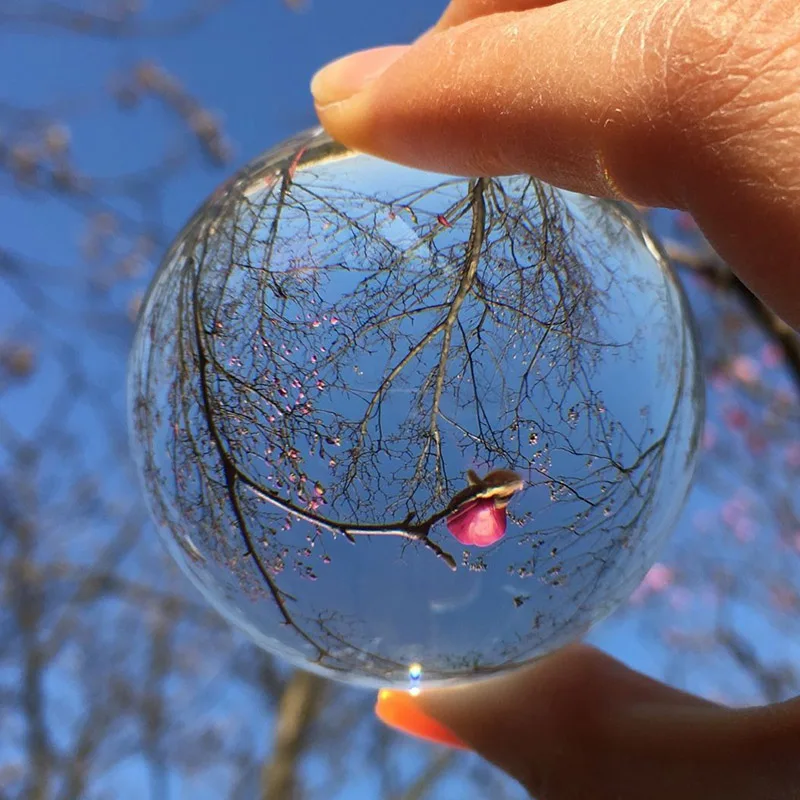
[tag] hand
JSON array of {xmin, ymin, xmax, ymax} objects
[
  {"xmin": 310, "ymin": 0, "xmax": 800, "ymax": 329},
  {"xmin": 310, "ymin": 2, "xmax": 800, "ymax": 796},
  {"xmin": 372, "ymin": 644, "xmax": 800, "ymax": 799}
]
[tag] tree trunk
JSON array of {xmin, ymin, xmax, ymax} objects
[{"xmin": 260, "ymin": 670, "xmax": 326, "ymax": 800}]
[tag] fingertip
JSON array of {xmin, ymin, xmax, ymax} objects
[
  {"xmin": 311, "ymin": 45, "xmax": 411, "ymax": 111},
  {"xmin": 310, "ymin": 9, "xmax": 650, "ymax": 194},
  {"xmin": 374, "ymin": 689, "xmax": 469, "ymax": 750}
]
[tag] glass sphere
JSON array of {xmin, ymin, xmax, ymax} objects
[{"xmin": 128, "ymin": 127, "xmax": 703, "ymax": 689}]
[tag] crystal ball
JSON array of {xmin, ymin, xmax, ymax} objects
[{"xmin": 128, "ymin": 127, "xmax": 703, "ymax": 689}]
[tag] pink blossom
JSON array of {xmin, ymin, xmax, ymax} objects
[
  {"xmin": 446, "ymin": 497, "xmax": 508, "ymax": 547},
  {"xmin": 644, "ymin": 562, "xmax": 674, "ymax": 592},
  {"xmin": 721, "ymin": 496, "xmax": 750, "ymax": 528},
  {"xmin": 630, "ymin": 562, "xmax": 674, "ymax": 604},
  {"xmin": 730, "ymin": 355, "xmax": 759, "ymax": 385}
]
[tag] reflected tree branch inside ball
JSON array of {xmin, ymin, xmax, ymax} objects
[{"xmin": 127, "ymin": 128, "xmax": 702, "ymax": 681}]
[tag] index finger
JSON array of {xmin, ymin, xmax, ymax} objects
[
  {"xmin": 312, "ymin": 0, "xmax": 800, "ymax": 328},
  {"xmin": 431, "ymin": 0, "xmax": 566, "ymax": 31}
]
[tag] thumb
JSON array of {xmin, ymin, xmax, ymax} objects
[
  {"xmin": 310, "ymin": 0, "xmax": 800, "ymax": 328},
  {"xmin": 374, "ymin": 644, "xmax": 800, "ymax": 799}
]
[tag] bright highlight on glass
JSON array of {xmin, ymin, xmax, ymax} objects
[{"xmin": 127, "ymin": 127, "xmax": 703, "ymax": 689}]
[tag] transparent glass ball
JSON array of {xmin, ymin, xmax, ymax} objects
[{"xmin": 128, "ymin": 127, "xmax": 703, "ymax": 689}]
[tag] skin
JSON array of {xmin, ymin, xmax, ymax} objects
[
  {"xmin": 311, "ymin": 2, "xmax": 800, "ymax": 797},
  {"xmin": 312, "ymin": 0, "xmax": 800, "ymax": 331}
]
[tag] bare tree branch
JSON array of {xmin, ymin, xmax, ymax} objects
[
  {"xmin": 717, "ymin": 627, "xmax": 796, "ymax": 704},
  {"xmin": 665, "ymin": 238, "xmax": 800, "ymax": 393}
]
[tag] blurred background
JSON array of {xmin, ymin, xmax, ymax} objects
[{"xmin": 1, "ymin": 1, "xmax": 799, "ymax": 798}]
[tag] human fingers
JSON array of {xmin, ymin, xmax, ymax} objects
[
  {"xmin": 431, "ymin": 0, "xmax": 566, "ymax": 33},
  {"xmin": 311, "ymin": 0, "xmax": 800, "ymax": 328},
  {"xmin": 375, "ymin": 644, "xmax": 800, "ymax": 800}
]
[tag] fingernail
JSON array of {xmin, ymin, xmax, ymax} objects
[
  {"xmin": 375, "ymin": 689, "xmax": 468, "ymax": 749},
  {"xmin": 311, "ymin": 45, "xmax": 410, "ymax": 108}
]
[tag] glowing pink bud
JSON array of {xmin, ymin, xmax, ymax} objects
[
  {"xmin": 730, "ymin": 355, "xmax": 759, "ymax": 385},
  {"xmin": 446, "ymin": 497, "xmax": 507, "ymax": 547}
]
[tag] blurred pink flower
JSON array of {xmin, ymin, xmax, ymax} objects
[
  {"xmin": 446, "ymin": 497, "xmax": 507, "ymax": 547},
  {"xmin": 730, "ymin": 355, "xmax": 759, "ymax": 385},
  {"xmin": 629, "ymin": 562, "xmax": 674, "ymax": 604},
  {"xmin": 721, "ymin": 495, "xmax": 750, "ymax": 528},
  {"xmin": 645, "ymin": 563, "xmax": 674, "ymax": 591}
]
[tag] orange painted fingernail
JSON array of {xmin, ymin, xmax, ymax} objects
[{"xmin": 375, "ymin": 689, "xmax": 468, "ymax": 749}]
